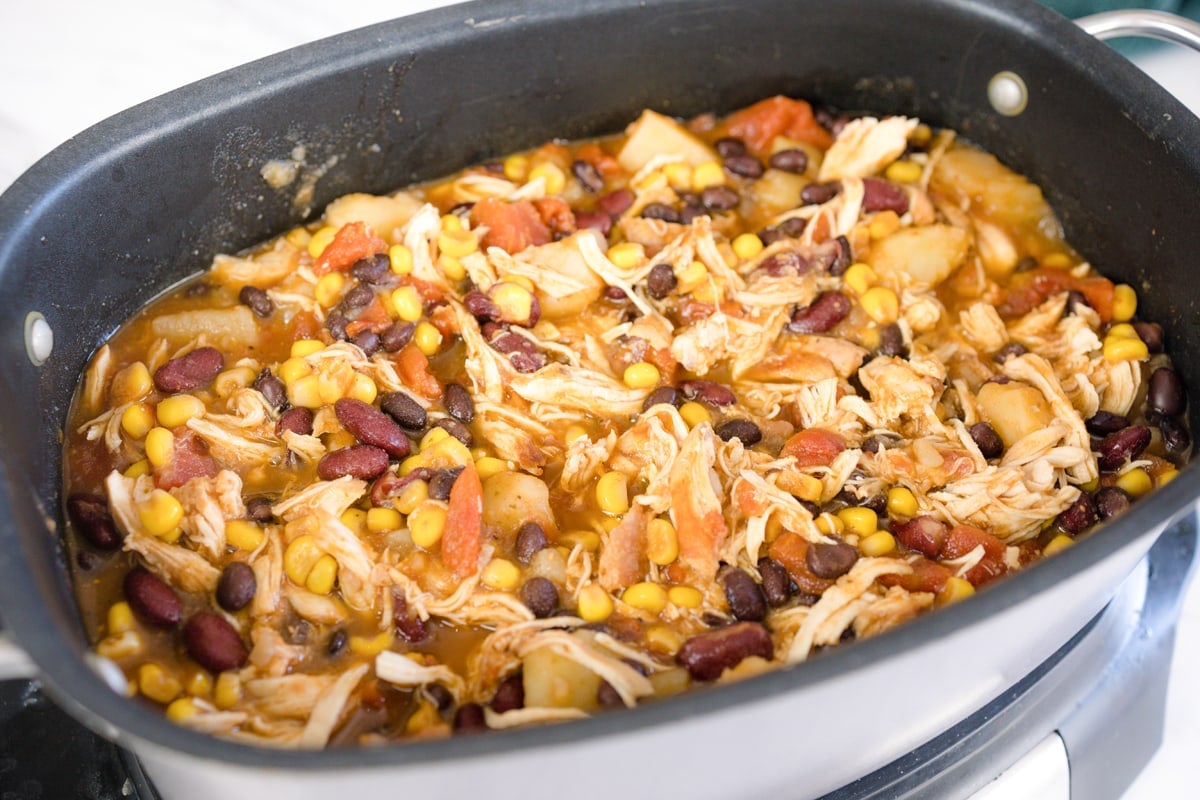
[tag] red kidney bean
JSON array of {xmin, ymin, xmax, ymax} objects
[
  {"xmin": 788, "ymin": 291, "xmax": 850, "ymax": 334},
  {"xmin": 454, "ymin": 702, "xmax": 488, "ymax": 732},
  {"xmin": 678, "ymin": 380, "xmax": 736, "ymax": 406},
  {"xmin": 276, "ymin": 407, "xmax": 314, "ymax": 437},
  {"xmin": 806, "ymin": 542, "xmax": 859, "ymax": 579},
  {"xmin": 443, "ymin": 383, "xmax": 475, "ymax": 423},
  {"xmin": 393, "ymin": 593, "xmax": 429, "ymax": 643},
  {"xmin": 183, "ymin": 611, "xmax": 249, "ymax": 673},
  {"xmin": 123, "ymin": 567, "xmax": 181, "ymax": 627},
  {"xmin": 1085, "ymin": 411, "xmax": 1129, "ymax": 436},
  {"xmin": 676, "ymin": 622, "xmax": 773, "ymax": 681},
  {"xmin": 334, "ymin": 398, "xmax": 411, "ymax": 458},
  {"xmin": 216, "ymin": 562, "xmax": 257, "ymax": 612},
  {"xmin": 1095, "ymin": 486, "xmax": 1132, "ymax": 520},
  {"xmin": 597, "ymin": 188, "xmax": 634, "ymax": 217},
  {"xmin": 969, "ymin": 422, "xmax": 1004, "ymax": 459},
  {"xmin": 1097, "ymin": 425, "xmax": 1151, "ymax": 471},
  {"xmin": 701, "ymin": 186, "xmax": 740, "ymax": 211},
  {"xmin": 892, "ymin": 516, "xmax": 947, "ymax": 558},
  {"xmin": 245, "ymin": 497, "xmax": 274, "ymax": 522},
  {"xmin": 520, "ymin": 576, "xmax": 559, "ymax": 619},
  {"xmin": 317, "ymin": 445, "xmax": 390, "ymax": 481},
  {"xmin": 760, "ymin": 250, "xmax": 811, "ymax": 277},
  {"xmin": 1058, "ymin": 493, "xmax": 1098, "ymax": 535},
  {"xmin": 829, "ymin": 235, "xmax": 852, "ymax": 276},
  {"xmin": 352, "ymin": 330, "xmax": 381, "ymax": 357},
  {"xmin": 1133, "ymin": 322, "xmax": 1164, "ymax": 353},
  {"xmin": 380, "ymin": 321, "xmax": 415, "ymax": 352},
  {"xmin": 253, "ymin": 368, "xmax": 287, "ymax": 410},
  {"xmin": 719, "ymin": 567, "xmax": 766, "ymax": 621},
  {"xmin": 464, "ymin": 290, "xmax": 501, "ymax": 322},
  {"xmin": 604, "ymin": 286, "xmax": 628, "ymax": 301},
  {"xmin": 801, "ymin": 181, "xmax": 840, "ymax": 205},
  {"xmin": 642, "ymin": 386, "xmax": 680, "ymax": 412},
  {"xmin": 876, "ymin": 323, "xmax": 905, "ymax": 358},
  {"xmin": 778, "ymin": 217, "xmax": 809, "ymax": 239},
  {"xmin": 153, "ymin": 346, "xmax": 223, "ymax": 393},
  {"xmin": 491, "ymin": 674, "xmax": 525, "ymax": 713},
  {"xmin": 646, "ymin": 262, "xmax": 678, "ymax": 299},
  {"xmin": 715, "ymin": 137, "xmax": 747, "ymax": 158},
  {"xmin": 1148, "ymin": 367, "xmax": 1186, "ymax": 416},
  {"xmin": 642, "ymin": 202, "xmax": 681, "ymax": 223},
  {"xmin": 379, "ymin": 391, "xmax": 427, "ymax": 431},
  {"xmin": 861, "ymin": 177, "xmax": 910, "ymax": 214},
  {"xmin": 508, "ymin": 350, "xmax": 547, "ymax": 373},
  {"xmin": 238, "ymin": 285, "xmax": 274, "ymax": 318},
  {"xmin": 67, "ymin": 494, "xmax": 121, "ymax": 550},
  {"xmin": 757, "ymin": 557, "xmax": 793, "ymax": 607},
  {"xmin": 715, "ymin": 418, "xmax": 762, "ymax": 446},
  {"xmin": 596, "ymin": 680, "xmax": 623, "ymax": 708},
  {"xmin": 350, "ymin": 254, "xmax": 392, "ymax": 285},
  {"xmin": 434, "ymin": 417, "xmax": 473, "ymax": 447},
  {"xmin": 490, "ymin": 331, "xmax": 547, "ymax": 372},
  {"xmin": 724, "ymin": 154, "xmax": 764, "ymax": 178},
  {"xmin": 993, "ymin": 342, "xmax": 1027, "ymax": 363},
  {"xmin": 571, "ymin": 159, "xmax": 604, "ymax": 194},
  {"xmin": 769, "ymin": 148, "xmax": 808, "ymax": 173},
  {"xmin": 514, "ymin": 522, "xmax": 549, "ymax": 564},
  {"xmin": 575, "ymin": 210, "xmax": 613, "ymax": 236}
]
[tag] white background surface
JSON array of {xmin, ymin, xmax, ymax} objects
[{"xmin": 0, "ymin": 1, "xmax": 1195, "ymax": 798}]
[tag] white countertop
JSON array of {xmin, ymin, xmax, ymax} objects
[{"xmin": 1, "ymin": 2, "xmax": 1196, "ymax": 798}]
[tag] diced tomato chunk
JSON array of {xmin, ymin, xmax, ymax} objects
[
  {"xmin": 1073, "ymin": 276, "xmax": 1115, "ymax": 323},
  {"xmin": 471, "ymin": 198, "xmax": 551, "ymax": 254},
  {"xmin": 941, "ymin": 525, "xmax": 1008, "ymax": 586},
  {"xmin": 576, "ymin": 143, "xmax": 620, "ymax": 177},
  {"xmin": 892, "ymin": 515, "xmax": 948, "ymax": 559},
  {"xmin": 441, "ymin": 461, "xmax": 483, "ymax": 577},
  {"xmin": 725, "ymin": 96, "xmax": 833, "ymax": 155},
  {"xmin": 532, "ymin": 197, "xmax": 576, "ymax": 238},
  {"xmin": 154, "ymin": 429, "xmax": 219, "ymax": 490},
  {"xmin": 395, "ymin": 344, "xmax": 442, "ymax": 399},
  {"xmin": 780, "ymin": 429, "xmax": 846, "ymax": 468},
  {"xmin": 313, "ymin": 221, "xmax": 386, "ymax": 276},
  {"xmin": 344, "ymin": 297, "xmax": 393, "ymax": 337},
  {"xmin": 878, "ymin": 557, "xmax": 953, "ymax": 594}
]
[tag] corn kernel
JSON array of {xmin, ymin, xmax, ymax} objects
[
  {"xmin": 441, "ymin": 213, "xmax": 464, "ymax": 232},
  {"xmin": 474, "ymin": 456, "xmax": 508, "ymax": 481},
  {"xmin": 859, "ymin": 530, "xmax": 897, "ymax": 557},
  {"xmin": 492, "ymin": 282, "xmax": 535, "ymax": 324},
  {"xmin": 440, "ymin": 254, "xmax": 467, "ymax": 281},
  {"xmin": 676, "ymin": 259, "xmax": 708, "ymax": 291},
  {"xmin": 1115, "ymin": 468, "xmax": 1153, "ymax": 498},
  {"xmin": 1042, "ymin": 252, "xmax": 1073, "ymax": 268},
  {"xmin": 1158, "ymin": 468, "xmax": 1179, "ymax": 487},
  {"xmin": 504, "ymin": 274, "xmax": 536, "ymax": 292},
  {"xmin": 225, "ymin": 519, "xmax": 265, "ymax": 551},
  {"xmin": 1112, "ymin": 284, "xmax": 1138, "ymax": 323},
  {"xmin": 503, "ymin": 154, "xmax": 529, "ymax": 181},
  {"xmin": 692, "ymin": 280, "xmax": 722, "ymax": 304},
  {"xmin": 346, "ymin": 372, "xmax": 378, "ymax": 405},
  {"xmin": 404, "ymin": 698, "xmax": 442, "ymax": 735},
  {"xmin": 668, "ymin": 585, "xmax": 703, "ymax": 608},
  {"xmin": 816, "ymin": 513, "xmax": 845, "ymax": 536},
  {"xmin": 732, "ymin": 233, "xmax": 764, "ymax": 261},
  {"xmin": 291, "ymin": 339, "xmax": 325, "ymax": 358},
  {"xmin": 349, "ymin": 631, "xmax": 393, "ymax": 657},
  {"xmin": 622, "ymin": 582, "xmax": 668, "ymax": 614},
  {"xmin": 160, "ymin": 526, "xmax": 183, "ymax": 544},
  {"xmin": 144, "ymin": 426, "xmax": 175, "ymax": 468},
  {"xmin": 314, "ymin": 272, "xmax": 346, "ymax": 307},
  {"xmin": 529, "ymin": 162, "xmax": 566, "ymax": 195},
  {"xmin": 1102, "ymin": 335, "xmax": 1148, "ymax": 362},
  {"xmin": 367, "ymin": 506, "xmax": 403, "ymax": 533},
  {"xmin": 287, "ymin": 374, "xmax": 323, "ymax": 409},
  {"xmin": 842, "ymin": 263, "xmax": 878, "ymax": 296},
  {"xmin": 96, "ymin": 630, "xmax": 142, "ymax": 660},
  {"xmin": 600, "ymin": 515, "xmax": 621, "ymax": 533},
  {"xmin": 937, "ymin": 576, "xmax": 976, "ymax": 606},
  {"xmin": 1107, "ymin": 323, "xmax": 1139, "ymax": 340},
  {"xmin": 1043, "ymin": 534, "xmax": 1075, "ymax": 557},
  {"xmin": 886, "ymin": 486, "xmax": 918, "ymax": 518},
  {"xmin": 410, "ymin": 503, "xmax": 448, "ymax": 549},
  {"xmin": 679, "ymin": 401, "xmax": 712, "ymax": 429},
  {"xmin": 691, "ymin": 160, "xmax": 725, "ymax": 191},
  {"xmin": 155, "ymin": 394, "xmax": 206, "ymax": 428},
  {"xmin": 860, "ymin": 286, "xmax": 900, "ymax": 324},
  {"xmin": 389, "ymin": 243, "xmax": 414, "ymax": 275},
  {"xmin": 663, "ymin": 162, "xmax": 692, "ymax": 190},
  {"xmin": 107, "ymin": 601, "xmax": 135, "ymax": 635},
  {"xmin": 622, "ymin": 361, "xmax": 661, "ymax": 390},
  {"xmin": 884, "ymin": 160, "xmax": 923, "ymax": 184},
  {"xmin": 909, "ymin": 124, "xmax": 933, "ymax": 147},
  {"xmin": 645, "ymin": 624, "xmax": 685, "ymax": 654},
  {"xmin": 787, "ymin": 472, "xmax": 824, "ymax": 504},
  {"xmin": 565, "ymin": 424, "xmax": 590, "ymax": 445},
  {"xmin": 185, "ymin": 669, "xmax": 212, "ymax": 698},
  {"xmin": 110, "ymin": 361, "xmax": 153, "ymax": 404},
  {"xmin": 414, "ymin": 322, "xmax": 443, "ymax": 356},
  {"xmin": 138, "ymin": 663, "xmax": 182, "ymax": 705},
  {"xmin": 166, "ymin": 697, "xmax": 198, "ymax": 722},
  {"xmin": 391, "ymin": 285, "xmax": 424, "ymax": 322},
  {"xmin": 646, "ymin": 518, "xmax": 679, "ymax": 565},
  {"xmin": 426, "ymin": 435, "xmax": 473, "ymax": 469},
  {"xmin": 577, "ymin": 584, "xmax": 614, "ymax": 623},
  {"xmin": 214, "ymin": 365, "xmax": 258, "ymax": 398},
  {"xmin": 481, "ymin": 558, "xmax": 521, "ymax": 591},
  {"xmin": 340, "ymin": 507, "xmax": 369, "ymax": 536},
  {"xmin": 633, "ymin": 169, "xmax": 667, "ymax": 192},
  {"xmin": 559, "ymin": 529, "xmax": 602, "ymax": 551},
  {"xmin": 607, "ymin": 241, "xmax": 646, "ymax": 270},
  {"xmin": 398, "ymin": 454, "xmax": 427, "ymax": 477},
  {"xmin": 395, "ymin": 480, "xmax": 429, "ymax": 515},
  {"xmin": 306, "ymin": 554, "xmax": 339, "ymax": 594},
  {"xmin": 276, "ymin": 359, "xmax": 309, "ymax": 386},
  {"xmin": 123, "ymin": 459, "xmax": 151, "ymax": 478},
  {"xmin": 283, "ymin": 534, "xmax": 325, "ymax": 586},
  {"xmin": 138, "ymin": 490, "xmax": 184, "ymax": 538},
  {"xmin": 868, "ymin": 210, "xmax": 902, "ymax": 239},
  {"xmin": 420, "ymin": 427, "xmax": 451, "ymax": 451},
  {"xmin": 596, "ymin": 471, "xmax": 630, "ymax": 515},
  {"xmin": 307, "ymin": 226, "xmax": 338, "ymax": 259},
  {"xmin": 121, "ymin": 403, "xmax": 156, "ymax": 439},
  {"xmin": 213, "ymin": 672, "xmax": 241, "ymax": 710},
  {"xmin": 837, "ymin": 507, "xmax": 878, "ymax": 538}
]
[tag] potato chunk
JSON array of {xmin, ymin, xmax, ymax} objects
[
  {"xmin": 150, "ymin": 306, "xmax": 259, "ymax": 350},
  {"xmin": 481, "ymin": 471, "xmax": 555, "ymax": 537},
  {"xmin": 929, "ymin": 148, "xmax": 1058, "ymax": 237},
  {"xmin": 521, "ymin": 645, "xmax": 601, "ymax": 711},
  {"xmin": 617, "ymin": 110, "xmax": 717, "ymax": 173},
  {"xmin": 976, "ymin": 381, "xmax": 1053, "ymax": 448},
  {"xmin": 323, "ymin": 192, "xmax": 422, "ymax": 243},
  {"xmin": 868, "ymin": 224, "xmax": 970, "ymax": 289}
]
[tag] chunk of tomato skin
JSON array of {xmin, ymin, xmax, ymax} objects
[
  {"xmin": 471, "ymin": 198, "xmax": 551, "ymax": 254},
  {"xmin": 532, "ymin": 197, "xmax": 576, "ymax": 238},
  {"xmin": 733, "ymin": 480, "xmax": 770, "ymax": 516},
  {"xmin": 154, "ymin": 428, "xmax": 219, "ymax": 490},
  {"xmin": 314, "ymin": 221, "xmax": 386, "ymax": 276},
  {"xmin": 395, "ymin": 344, "xmax": 442, "ymax": 400},
  {"xmin": 725, "ymin": 95, "xmax": 832, "ymax": 155},
  {"xmin": 442, "ymin": 461, "xmax": 483, "ymax": 578},
  {"xmin": 878, "ymin": 557, "xmax": 952, "ymax": 594},
  {"xmin": 941, "ymin": 525, "xmax": 1008, "ymax": 586},
  {"xmin": 780, "ymin": 429, "xmax": 847, "ymax": 468},
  {"xmin": 576, "ymin": 143, "xmax": 621, "ymax": 177},
  {"xmin": 1072, "ymin": 276, "xmax": 1114, "ymax": 323},
  {"xmin": 768, "ymin": 532, "xmax": 834, "ymax": 596},
  {"xmin": 344, "ymin": 297, "xmax": 393, "ymax": 338},
  {"xmin": 999, "ymin": 267, "xmax": 1071, "ymax": 318},
  {"xmin": 892, "ymin": 515, "xmax": 947, "ymax": 560}
]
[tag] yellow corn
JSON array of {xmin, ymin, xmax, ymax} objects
[
  {"xmin": 645, "ymin": 624, "xmax": 684, "ymax": 654},
  {"xmin": 285, "ymin": 227, "xmax": 311, "ymax": 247},
  {"xmin": 676, "ymin": 260, "xmax": 708, "ymax": 291},
  {"xmin": 622, "ymin": 582, "xmax": 668, "ymax": 614},
  {"xmin": 305, "ymin": 554, "xmax": 339, "ymax": 595},
  {"xmin": 107, "ymin": 601, "xmax": 135, "ymax": 635},
  {"xmin": 414, "ymin": 322, "xmax": 443, "ymax": 356},
  {"xmin": 307, "ymin": 225, "xmax": 338, "ymax": 259},
  {"xmin": 121, "ymin": 403, "xmax": 156, "ymax": 439},
  {"xmin": 1111, "ymin": 284, "xmax": 1138, "ymax": 323},
  {"xmin": 1043, "ymin": 534, "xmax": 1075, "ymax": 557},
  {"xmin": 859, "ymin": 530, "xmax": 897, "ymax": 557},
  {"xmin": 860, "ymin": 286, "xmax": 900, "ymax": 324},
  {"xmin": 138, "ymin": 490, "xmax": 184, "ymax": 539},
  {"xmin": 785, "ymin": 472, "xmax": 824, "ymax": 504},
  {"xmin": 214, "ymin": 365, "xmax": 258, "ymax": 398},
  {"xmin": 213, "ymin": 672, "xmax": 241, "ymax": 710},
  {"xmin": 663, "ymin": 162, "xmax": 692, "ymax": 191},
  {"xmin": 96, "ymin": 630, "xmax": 142, "ymax": 660},
  {"xmin": 144, "ymin": 426, "xmax": 175, "ymax": 468},
  {"xmin": 1102, "ymin": 335, "xmax": 1148, "ymax": 362},
  {"xmin": 503, "ymin": 154, "xmax": 529, "ymax": 181},
  {"xmin": 409, "ymin": 503, "xmax": 448, "ymax": 549},
  {"xmin": 277, "ymin": 357, "xmax": 310, "ymax": 386},
  {"xmin": 691, "ymin": 160, "xmax": 726, "ymax": 191},
  {"xmin": 622, "ymin": 362, "xmax": 660, "ymax": 390},
  {"xmin": 420, "ymin": 427, "xmax": 451, "ymax": 451},
  {"xmin": 937, "ymin": 576, "xmax": 976, "ymax": 605},
  {"xmin": 283, "ymin": 534, "xmax": 325, "ymax": 587},
  {"xmin": 123, "ymin": 459, "xmax": 151, "ymax": 478},
  {"xmin": 559, "ymin": 529, "xmax": 602, "ymax": 551},
  {"xmin": 1158, "ymin": 468, "xmax": 1179, "ymax": 487},
  {"xmin": 441, "ymin": 213, "xmax": 463, "ymax": 232},
  {"xmin": 646, "ymin": 518, "xmax": 679, "ymax": 565},
  {"xmin": 287, "ymin": 374, "xmax": 323, "ymax": 409},
  {"xmin": 440, "ymin": 254, "xmax": 467, "ymax": 281},
  {"xmin": 438, "ymin": 228, "xmax": 479, "ymax": 259},
  {"xmin": 577, "ymin": 584, "xmax": 614, "ymax": 622},
  {"xmin": 504, "ymin": 274, "xmax": 536, "ymax": 293},
  {"xmin": 367, "ymin": 506, "xmax": 403, "ymax": 533},
  {"xmin": 404, "ymin": 698, "xmax": 443, "ymax": 736},
  {"xmin": 491, "ymin": 282, "xmax": 535, "ymax": 324},
  {"xmin": 138, "ymin": 663, "xmax": 182, "ymax": 705},
  {"xmin": 109, "ymin": 361, "xmax": 153, "ymax": 404},
  {"xmin": 314, "ymin": 272, "xmax": 346, "ymax": 307},
  {"xmin": 1115, "ymin": 468, "xmax": 1153, "ymax": 498},
  {"xmin": 884, "ymin": 160, "xmax": 923, "ymax": 184},
  {"xmin": 1107, "ymin": 323, "xmax": 1138, "ymax": 340},
  {"xmin": 347, "ymin": 372, "xmax": 378, "ymax": 405},
  {"xmin": 600, "ymin": 515, "xmax": 621, "ymax": 533},
  {"xmin": 395, "ymin": 480, "xmax": 429, "ymax": 515},
  {"xmin": 842, "ymin": 263, "xmax": 877, "ymax": 296},
  {"xmin": 816, "ymin": 513, "xmax": 845, "ymax": 536},
  {"xmin": 1043, "ymin": 252, "xmax": 1073, "ymax": 268},
  {"xmin": 564, "ymin": 424, "xmax": 590, "ymax": 444},
  {"xmin": 349, "ymin": 631, "xmax": 393, "ymax": 657},
  {"xmin": 474, "ymin": 456, "xmax": 508, "ymax": 481},
  {"xmin": 391, "ymin": 285, "xmax": 424, "ymax": 322},
  {"xmin": 679, "ymin": 401, "xmax": 712, "ymax": 429},
  {"xmin": 837, "ymin": 507, "xmax": 878, "ymax": 538},
  {"xmin": 692, "ymin": 279, "xmax": 722, "ymax": 304},
  {"xmin": 910, "ymin": 124, "xmax": 933, "ymax": 147},
  {"xmin": 225, "ymin": 519, "xmax": 265, "ymax": 551},
  {"xmin": 886, "ymin": 486, "xmax": 918, "ymax": 518},
  {"xmin": 425, "ymin": 435, "xmax": 473, "ymax": 469},
  {"xmin": 667, "ymin": 585, "xmax": 703, "ymax": 609},
  {"xmin": 398, "ymin": 455, "xmax": 427, "ymax": 477},
  {"xmin": 155, "ymin": 394, "xmax": 206, "ymax": 428},
  {"xmin": 185, "ymin": 669, "xmax": 213, "ymax": 698},
  {"xmin": 732, "ymin": 233, "xmax": 764, "ymax": 261},
  {"xmin": 596, "ymin": 471, "xmax": 630, "ymax": 515},
  {"xmin": 607, "ymin": 242, "xmax": 646, "ymax": 270},
  {"xmin": 166, "ymin": 697, "xmax": 199, "ymax": 722},
  {"xmin": 340, "ymin": 507, "xmax": 369, "ymax": 536},
  {"xmin": 291, "ymin": 339, "xmax": 325, "ymax": 358},
  {"xmin": 529, "ymin": 162, "xmax": 566, "ymax": 195},
  {"xmin": 481, "ymin": 558, "xmax": 521, "ymax": 591},
  {"xmin": 633, "ymin": 169, "xmax": 667, "ymax": 193},
  {"xmin": 389, "ymin": 243, "xmax": 414, "ymax": 275},
  {"xmin": 868, "ymin": 210, "xmax": 902, "ymax": 239}
]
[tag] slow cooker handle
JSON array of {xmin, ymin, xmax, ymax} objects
[{"xmin": 1075, "ymin": 8, "xmax": 1200, "ymax": 51}]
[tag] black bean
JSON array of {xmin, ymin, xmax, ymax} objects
[
  {"xmin": 720, "ymin": 567, "xmax": 766, "ymax": 621},
  {"xmin": 253, "ymin": 368, "xmax": 287, "ymax": 410},
  {"xmin": 724, "ymin": 154, "xmax": 764, "ymax": 178},
  {"xmin": 678, "ymin": 380, "xmax": 736, "ymax": 406},
  {"xmin": 426, "ymin": 683, "xmax": 454, "ymax": 712},
  {"xmin": 1059, "ymin": 493, "xmax": 1098, "ymax": 535},
  {"xmin": 1148, "ymin": 367, "xmax": 1186, "ymax": 416},
  {"xmin": 463, "ymin": 290, "xmax": 499, "ymax": 322},
  {"xmin": 351, "ymin": 330, "xmax": 380, "ymax": 357},
  {"xmin": 604, "ymin": 286, "xmax": 629, "ymax": 302},
  {"xmin": 520, "ymin": 577, "xmax": 559, "ymax": 618},
  {"xmin": 642, "ymin": 203, "xmax": 680, "ymax": 223},
  {"xmin": 596, "ymin": 680, "xmax": 624, "ymax": 708},
  {"xmin": 435, "ymin": 417, "xmax": 474, "ymax": 447},
  {"xmin": 491, "ymin": 674, "xmax": 525, "ymax": 713},
  {"xmin": 76, "ymin": 551, "xmax": 98, "ymax": 571},
  {"xmin": 829, "ymin": 235, "xmax": 852, "ymax": 276},
  {"xmin": 646, "ymin": 262, "xmax": 678, "ymax": 299},
  {"xmin": 67, "ymin": 494, "xmax": 121, "ymax": 550},
  {"xmin": 778, "ymin": 217, "xmax": 809, "ymax": 238},
  {"xmin": 326, "ymin": 630, "xmax": 348, "ymax": 655},
  {"xmin": 453, "ymin": 703, "xmax": 488, "ymax": 732},
  {"xmin": 1098, "ymin": 425, "xmax": 1151, "ymax": 471},
  {"xmin": 216, "ymin": 562, "xmax": 257, "ymax": 612},
  {"xmin": 715, "ymin": 137, "xmax": 747, "ymax": 157},
  {"xmin": 1095, "ymin": 486, "xmax": 1132, "ymax": 520},
  {"xmin": 1066, "ymin": 290, "xmax": 1091, "ymax": 315},
  {"xmin": 514, "ymin": 522, "xmax": 549, "ymax": 564},
  {"xmin": 440, "ymin": 383, "xmax": 474, "ymax": 425},
  {"xmin": 1085, "ymin": 411, "xmax": 1129, "ymax": 437},
  {"xmin": 325, "ymin": 311, "xmax": 350, "ymax": 341},
  {"xmin": 571, "ymin": 159, "xmax": 604, "ymax": 194},
  {"xmin": 379, "ymin": 391, "xmax": 427, "ymax": 431},
  {"xmin": 758, "ymin": 227, "xmax": 783, "ymax": 246},
  {"xmin": 1155, "ymin": 413, "xmax": 1191, "ymax": 456},
  {"xmin": 801, "ymin": 181, "xmax": 840, "ymax": 205},
  {"xmin": 1133, "ymin": 322, "xmax": 1164, "ymax": 353},
  {"xmin": 238, "ymin": 285, "xmax": 274, "ymax": 318},
  {"xmin": 394, "ymin": 593, "xmax": 429, "ymax": 643},
  {"xmin": 788, "ymin": 291, "xmax": 850, "ymax": 334},
  {"xmin": 969, "ymin": 422, "xmax": 1004, "ymax": 459},
  {"xmin": 642, "ymin": 386, "xmax": 680, "ymax": 412},
  {"xmin": 428, "ymin": 468, "xmax": 463, "ymax": 502},
  {"xmin": 768, "ymin": 148, "xmax": 809, "ymax": 174},
  {"xmin": 679, "ymin": 204, "xmax": 707, "ymax": 224},
  {"xmin": 341, "ymin": 284, "xmax": 375, "ymax": 311},
  {"xmin": 715, "ymin": 418, "xmax": 762, "ymax": 446},
  {"xmin": 350, "ymin": 253, "xmax": 392, "ymax": 285},
  {"xmin": 993, "ymin": 342, "xmax": 1027, "ymax": 363},
  {"xmin": 806, "ymin": 542, "xmax": 859, "ymax": 579},
  {"xmin": 876, "ymin": 323, "xmax": 905, "ymax": 358},
  {"xmin": 862, "ymin": 434, "xmax": 899, "ymax": 454},
  {"xmin": 380, "ymin": 321, "xmax": 415, "ymax": 352},
  {"xmin": 861, "ymin": 178, "xmax": 909, "ymax": 214},
  {"xmin": 245, "ymin": 497, "xmax": 275, "ymax": 523},
  {"xmin": 700, "ymin": 186, "xmax": 740, "ymax": 211},
  {"xmin": 757, "ymin": 557, "xmax": 793, "ymax": 607}
]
